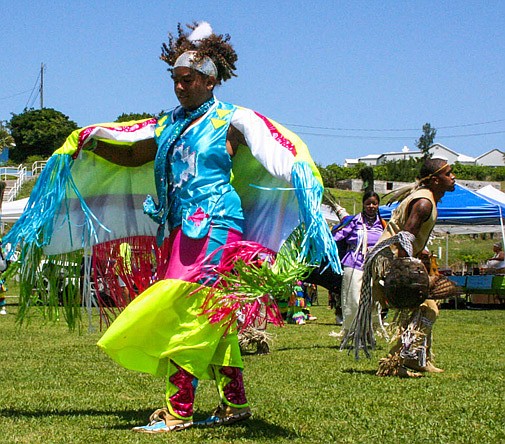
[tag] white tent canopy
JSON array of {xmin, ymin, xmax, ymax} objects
[
  {"xmin": 476, "ymin": 185, "xmax": 505, "ymax": 205},
  {"xmin": 321, "ymin": 204, "xmax": 340, "ymax": 224},
  {"xmin": 1, "ymin": 198, "xmax": 29, "ymax": 223}
]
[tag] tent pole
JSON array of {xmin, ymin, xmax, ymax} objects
[
  {"xmin": 500, "ymin": 207, "xmax": 505, "ymax": 248},
  {"xmin": 82, "ymin": 247, "xmax": 96, "ymax": 333},
  {"xmin": 445, "ymin": 232, "xmax": 449, "ymax": 268}
]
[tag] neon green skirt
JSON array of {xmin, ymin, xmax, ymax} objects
[{"xmin": 97, "ymin": 279, "xmax": 243, "ymax": 380}]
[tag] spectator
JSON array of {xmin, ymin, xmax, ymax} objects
[
  {"xmin": 486, "ymin": 242, "xmax": 505, "ymax": 270},
  {"xmin": 332, "ymin": 191, "xmax": 386, "ymax": 337}
]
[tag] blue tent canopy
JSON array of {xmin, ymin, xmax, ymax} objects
[{"xmin": 379, "ymin": 184, "xmax": 505, "ymax": 225}]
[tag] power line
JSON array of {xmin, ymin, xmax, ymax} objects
[
  {"xmin": 295, "ymin": 131, "xmax": 415, "ymax": 140},
  {"xmin": 24, "ymin": 69, "xmax": 41, "ymax": 109},
  {"xmin": 0, "ymin": 89, "xmax": 34, "ymax": 101},
  {"xmin": 438, "ymin": 119, "xmax": 505, "ymax": 130},
  {"xmin": 440, "ymin": 130, "xmax": 505, "ymax": 138},
  {"xmin": 285, "ymin": 118, "xmax": 505, "ymax": 133},
  {"xmin": 295, "ymin": 128, "xmax": 505, "ymax": 141},
  {"xmin": 287, "ymin": 123, "xmax": 414, "ymax": 132},
  {"xmin": 40, "ymin": 63, "xmax": 45, "ymax": 109}
]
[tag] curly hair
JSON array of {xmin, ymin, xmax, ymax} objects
[
  {"xmin": 418, "ymin": 158, "xmax": 449, "ymax": 183},
  {"xmin": 160, "ymin": 22, "xmax": 238, "ymax": 83}
]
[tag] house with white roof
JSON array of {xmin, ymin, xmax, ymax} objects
[
  {"xmin": 475, "ymin": 149, "xmax": 505, "ymax": 167},
  {"xmin": 344, "ymin": 143, "xmax": 503, "ymax": 167},
  {"xmin": 429, "ymin": 144, "xmax": 476, "ymax": 165},
  {"xmin": 344, "ymin": 153, "xmax": 383, "ymax": 166},
  {"xmin": 376, "ymin": 146, "xmax": 423, "ymax": 163}
]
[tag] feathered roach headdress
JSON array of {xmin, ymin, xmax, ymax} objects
[{"xmin": 160, "ymin": 21, "xmax": 238, "ymax": 84}]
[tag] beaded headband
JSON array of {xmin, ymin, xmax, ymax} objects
[{"xmin": 174, "ymin": 51, "xmax": 218, "ymax": 78}]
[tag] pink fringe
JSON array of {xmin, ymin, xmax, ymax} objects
[
  {"xmin": 195, "ymin": 241, "xmax": 284, "ymax": 333},
  {"xmin": 91, "ymin": 237, "xmax": 284, "ymax": 332},
  {"xmin": 91, "ymin": 236, "xmax": 170, "ymax": 326}
]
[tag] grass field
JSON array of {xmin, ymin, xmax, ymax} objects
[{"xmin": 1, "ymin": 299, "xmax": 504, "ymax": 444}]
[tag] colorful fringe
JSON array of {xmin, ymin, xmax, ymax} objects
[
  {"xmin": 291, "ymin": 161, "xmax": 341, "ymax": 273},
  {"xmin": 3, "ymin": 115, "xmax": 340, "ymax": 333},
  {"xmin": 195, "ymin": 231, "xmax": 316, "ymax": 332},
  {"xmin": 8, "ymin": 247, "xmax": 84, "ymax": 330},
  {"xmin": 3, "ymin": 154, "xmax": 107, "ymax": 257},
  {"xmin": 341, "ymin": 231, "xmax": 415, "ymax": 358},
  {"xmin": 90, "ymin": 235, "xmax": 170, "ymax": 327}
]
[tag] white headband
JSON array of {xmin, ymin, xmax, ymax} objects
[{"xmin": 174, "ymin": 51, "xmax": 218, "ymax": 78}]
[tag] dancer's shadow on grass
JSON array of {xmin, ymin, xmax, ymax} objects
[
  {"xmin": 0, "ymin": 407, "xmax": 296, "ymax": 439},
  {"xmin": 275, "ymin": 343, "xmax": 336, "ymax": 353},
  {"xmin": 341, "ymin": 368, "xmax": 378, "ymax": 376}
]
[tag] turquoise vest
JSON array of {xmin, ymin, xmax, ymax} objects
[{"xmin": 155, "ymin": 101, "xmax": 244, "ymax": 239}]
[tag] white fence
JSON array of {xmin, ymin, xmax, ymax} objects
[{"xmin": 0, "ymin": 161, "xmax": 47, "ymax": 202}]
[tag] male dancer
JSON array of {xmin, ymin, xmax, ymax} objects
[{"xmin": 375, "ymin": 157, "xmax": 456, "ymax": 377}]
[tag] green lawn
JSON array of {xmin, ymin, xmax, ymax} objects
[{"xmin": 1, "ymin": 301, "xmax": 504, "ymax": 443}]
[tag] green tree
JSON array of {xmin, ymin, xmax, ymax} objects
[
  {"xmin": 0, "ymin": 122, "xmax": 15, "ymax": 153},
  {"xmin": 374, "ymin": 158, "xmax": 420, "ymax": 182},
  {"xmin": 416, "ymin": 122, "xmax": 437, "ymax": 158},
  {"xmin": 451, "ymin": 163, "xmax": 505, "ymax": 181},
  {"xmin": 9, "ymin": 108, "xmax": 78, "ymax": 163},
  {"xmin": 316, "ymin": 162, "xmax": 333, "ymax": 187},
  {"xmin": 319, "ymin": 163, "xmax": 363, "ymax": 188},
  {"xmin": 359, "ymin": 166, "xmax": 374, "ymax": 192},
  {"xmin": 115, "ymin": 112, "xmax": 155, "ymax": 123}
]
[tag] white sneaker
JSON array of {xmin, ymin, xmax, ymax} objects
[
  {"xmin": 0, "ymin": 308, "xmax": 7, "ymax": 315},
  {"xmin": 329, "ymin": 329, "xmax": 347, "ymax": 338}
]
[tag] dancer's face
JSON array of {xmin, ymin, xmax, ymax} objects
[
  {"xmin": 363, "ymin": 196, "xmax": 379, "ymax": 218},
  {"xmin": 172, "ymin": 67, "xmax": 215, "ymax": 111},
  {"xmin": 433, "ymin": 163, "xmax": 456, "ymax": 193}
]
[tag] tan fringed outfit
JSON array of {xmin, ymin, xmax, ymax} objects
[
  {"xmin": 374, "ymin": 188, "xmax": 442, "ymax": 376},
  {"xmin": 382, "ymin": 188, "xmax": 437, "ymax": 255}
]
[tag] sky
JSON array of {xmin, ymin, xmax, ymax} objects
[{"xmin": 1, "ymin": 1, "xmax": 505, "ymax": 166}]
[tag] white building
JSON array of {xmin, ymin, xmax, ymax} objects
[
  {"xmin": 344, "ymin": 144, "xmax": 503, "ymax": 167},
  {"xmin": 344, "ymin": 153, "xmax": 382, "ymax": 166},
  {"xmin": 475, "ymin": 149, "xmax": 505, "ymax": 167}
]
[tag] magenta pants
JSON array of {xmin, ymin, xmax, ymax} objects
[{"xmin": 163, "ymin": 225, "xmax": 242, "ymax": 283}]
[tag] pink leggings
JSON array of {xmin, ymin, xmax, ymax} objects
[{"xmin": 163, "ymin": 225, "xmax": 242, "ymax": 283}]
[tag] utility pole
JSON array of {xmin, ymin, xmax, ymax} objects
[{"xmin": 39, "ymin": 63, "xmax": 45, "ymax": 109}]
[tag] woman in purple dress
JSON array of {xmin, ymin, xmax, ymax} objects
[{"xmin": 333, "ymin": 191, "xmax": 385, "ymax": 337}]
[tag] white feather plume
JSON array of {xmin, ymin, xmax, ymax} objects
[{"xmin": 188, "ymin": 21, "xmax": 213, "ymax": 46}]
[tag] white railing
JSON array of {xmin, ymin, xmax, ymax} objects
[
  {"xmin": 1, "ymin": 161, "xmax": 47, "ymax": 202},
  {"xmin": 31, "ymin": 160, "xmax": 47, "ymax": 176},
  {"xmin": 5, "ymin": 165, "xmax": 27, "ymax": 202}
]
